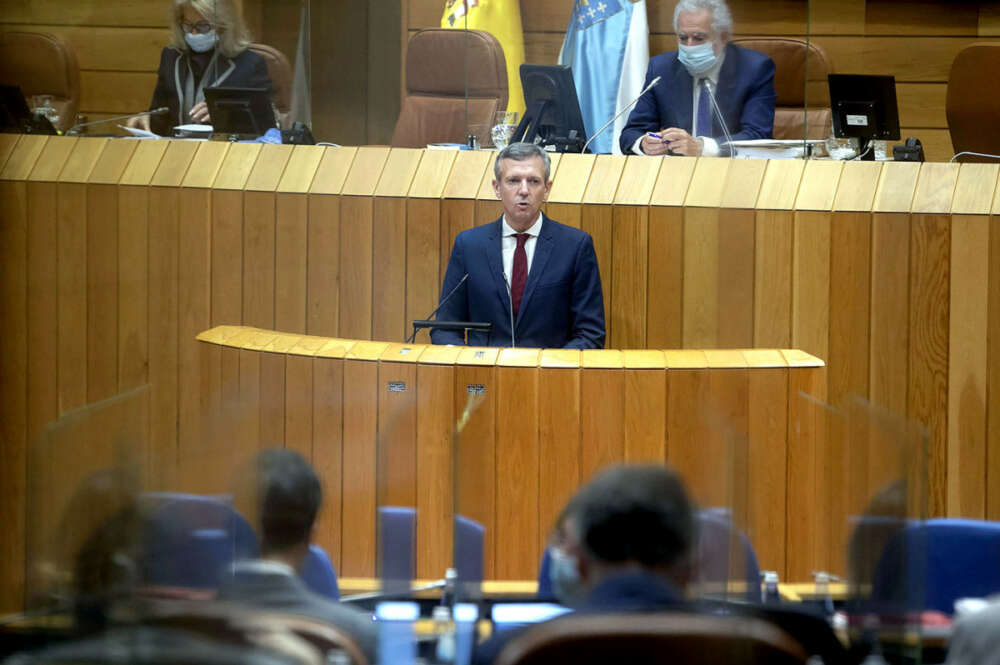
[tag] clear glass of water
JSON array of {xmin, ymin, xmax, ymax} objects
[{"xmin": 490, "ymin": 111, "xmax": 518, "ymax": 149}]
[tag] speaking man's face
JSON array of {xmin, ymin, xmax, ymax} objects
[
  {"xmin": 676, "ymin": 9, "xmax": 723, "ymax": 56},
  {"xmin": 493, "ymin": 156, "xmax": 552, "ymax": 232}
]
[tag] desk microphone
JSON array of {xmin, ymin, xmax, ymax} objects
[
  {"xmin": 581, "ymin": 76, "xmax": 661, "ymax": 155},
  {"xmin": 502, "ymin": 272, "xmax": 516, "ymax": 348},
  {"xmin": 405, "ymin": 273, "xmax": 468, "ymax": 344},
  {"xmin": 703, "ymin": 80, "xmax": 736, "ymax": 157},
  {"xmin": 65, "ymin": 107, "xmax": 169, "ymax": 135}
]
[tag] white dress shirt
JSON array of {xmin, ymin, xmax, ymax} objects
[
  {"xmin": 632, "ymin": 48, "xmax": 727, "ymax": 157},
  {"xmin": 501, "ymin": 213, "xmax": 544, "ymax": 288}
]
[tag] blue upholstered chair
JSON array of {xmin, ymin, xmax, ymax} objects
[
  {"xmin": 377, "ymin": 506, "xmax": 486, "ymax": 585},
  {"xmin": 870, "ymin": 518, "xmax": 1000, "ymax": 614},
  {"xmin": 300, "ymin": 544, "xmax": 340, "ymax": 600}
]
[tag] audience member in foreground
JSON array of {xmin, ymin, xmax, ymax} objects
[
  {"xmin": 473, "ymin": 464, "xmax": 696, "ymax": 664},
  {"xmin": 218, "ymin": 449, "xmax": 376, "ymax": 663}
]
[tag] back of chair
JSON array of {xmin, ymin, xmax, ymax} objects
[
  {"xmin": 247, "ymin": 43, "xmax": 293, "ymax": 127},
  {"xmin": 948, "ymin": 43, "xmax": 1000, "ymax": 161},
  {"xmin": 495, "ymin": 612, "xmax": 808, "ymax": 665},
  {"xmin": 732, "ymin": 37, "xmax": 832, "ymax": 140},
  {"xmin": 0, "ymin": 30, "xmax": 80, "ymax": 133},
  {"xmin": 301, "ymin": 544, "xmax": 340, "ymax": 600},
  {"xmin": 392, "ymin": 28, "xmax": 508, "ymax": 148}
]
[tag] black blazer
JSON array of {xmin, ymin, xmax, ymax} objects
[{"xmin": 147, "ymin": 46, "xmax": 272, "ymax": 135}]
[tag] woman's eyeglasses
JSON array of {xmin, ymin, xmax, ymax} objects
[{"xmin": 180, "ymin": 20, "xmax": 214, "ymax": 34}]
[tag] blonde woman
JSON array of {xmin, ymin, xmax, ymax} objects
[{"xmin": 129, "ymin": 0, "xmax": 271, "ymax": 134}]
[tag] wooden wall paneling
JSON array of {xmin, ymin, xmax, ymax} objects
[
  {"xmin": 372, "ymin": 149, "xmax": 422, "ymax": 343},
  {"xmin": 538, "ymin": 350, "xmax": 581, "ymax": 549},
  {"xmin": 440, "ymin": 151, "xmax": 492, "ymax": 284},
  {"xmin": 909, "ymin": 163, "xmax": 958, "ymax": 517},
  {"xmin": 610, "ymin": 157, "xmax": 661, "ymax": 349},
  {"xmin": 0, "ymin": 134, "xmax": 40, "ymax": 613},
  {"xmin": 195, "ymin": 329, "xmax": 251, "ymax": 492},
  {"xmin": 260, "ymin": 334, "xmax": 302, "ymax": 449},
  {"xmin": 377, "ymin": 345, "xmax": 423, "ymax": 511},
  {"xmin": 495, "ymin": 349, "xmax": 542, "ymax": 580},
  {"xmin": 718, "ymin": 159, "xmax": 767, "ymax": 349},
  {"xmin": 581, "ymin": 156, "xmax": 626, "ymax": 345},
  {"xmin": 580, "ymin": 351, "xmax": 625, "ymax": 481},
  {"xmin": 623, "ymin": 351, "xmax": 667, "ymax": 463},
  {"xmin": 148, "ymin": 140, "xmax": 200, "ymax": 491},
  {"xmin": 340, "ymin": 147, "xmax": 391, "ymax": 340},
  {"xmin": 547, "ymin": 153, "xmax": 596, "ymax": 230},
  {"xmin": 308, "ymin": 147, "xmax": 358, "ymax": 337},
  {"xmin": 705, "ymin": 352, "xmax": 751, "ymax": 525},
  {"xmin": 414, "ymin": 345, "xmax": 462, "ymax": 579},
  {"xmin": 86, "ymin": 140, "xmax": 137, "ymax": 406},
  {"xmin": 196, "ymin": 335, "xmax": 222, "ymax": 493},
  {"xmin": 743, "ymin": 350, "xmax": 789, "ymax": 578},
  {"xmin": 0, "ymin": 134, "xmax": 20, "ymax": 171},
  {"xmin": 753, "ymin": 160, "xmax": 804, "ymax": 349},
  {"xmin": 983, "ymin": 5, "xmax": 1000, "ymax": 36},
  {"xmin": 1, "ymin": 135, "xmax": 49, "ymax": 181},
  {"xmin": 785, "ymin": 364, "xmax": 829, "ymax": 581},
  {"xmin": 117, "ymin": 141, "xmax": 169, "ymax": 393},
  {"xmin": 990, "ymin": 188, "xmax": 1000, "ymax": 519},
  {"xmin": 313, "ymin": 339, "xmax": 354, "ymax": 571},
  {"xmin": 454, "ymin": 347, "xmax": 499, "ymax": 579},
  {"xmin": 664, "ymin": 351, "xmax": 713, "ymax": 505},
  {"xmin": 236, "ymin": 143, "xmax": 281, "ymax": 330},
  {"xmin": 682, "ymin": 158, "xmax": 731, "ymax": 348},
  {"xmin": 342, "ymin": 342, "xmax": 389, "ymax": 576},
  {"xmin": 407, "ymin": 150, "xmax": 456, "ymax": 344},
  {"xmin": 275, "ymin": 146, "xmax": 325, "ymax": 335},
  {"xmin": 284, "ymin": 337, "xmax": 329, "ymax": 464},
  {"xmin": 870, "ymin": 162, "xmax": 919, "ymax": 426},
  {"xmin": 474, "ymin": 162, "xmax": 503, "ymax": 227},
  {"xmin": 865, "ymin": 0, "xmax": 980, "ymax": 36},
  {"xmin": 647, "ymin": 158, "xmax": 697, "ymax": 349}
]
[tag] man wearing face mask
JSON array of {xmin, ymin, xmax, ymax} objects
[
  {"xmin": 128, "ymin": 0, "xmax": 272, "ymax": 136},
  {"xmin": 618, "ymin": 0, "xmax": 776, "ymax": 157},
  {"xmin": 473, "ymin": 465, "xmax": 696, "ymax": 665}
]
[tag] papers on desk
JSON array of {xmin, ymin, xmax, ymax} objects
[
  {"xmin": 118, "ymin": 125, "xmax": 160, "ymax": 139},
  {"xmin": 728, "ymin": 138, "xmax": 826, "ymax": 160}
]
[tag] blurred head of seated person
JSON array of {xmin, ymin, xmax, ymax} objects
[
  {"xmin": 618, "ymin": 0, "xmax": 776, "ymax": 157},
  {"xmin": 218, "ymin": 449, "xmax": 376, "ymax": 664},
  {"xmin": 473, "ymin": 464, "xmax": 696, "ymax": 665},
  {"xmin": 128, "ymin": 0, "xmax": 272, "ymax": 135}
]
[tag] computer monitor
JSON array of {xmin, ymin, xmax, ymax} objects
[
  {"xmin": 511, "ymin": 64, "xmax": 589, "ymax": 153},
  {"xmin": 0, "ymin": 85, "xmax": 57, "ymax": 135},
  {"xmin": 828, "ymin": 74, "xmax": 901, "ymax": 161},
  {"xmin": 490, "ymin": 602, "xmax": 571, "ymax": 634},
  {"xmin": 203, "ymin": 86, "xmax": 276, "ymax": 139}
]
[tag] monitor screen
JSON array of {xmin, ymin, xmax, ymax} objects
[
  {"xmin": 203, "ymin": 86, "xmax": 276, "ymax": 138},
  {"xmin": 490, "ymin": 602, "xmax": 571, "ymax": 634},
  {"xmin": 828, "ymin": 74, "xmax": 901, "ymax": 143},
  {"xmin": 512, "ymin": 64, "xmax": 589, "ymax": 153}
]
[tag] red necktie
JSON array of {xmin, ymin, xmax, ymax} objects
[{"xmin": 511, "ymin": 233, "xmax": 529, "ymax": 317}]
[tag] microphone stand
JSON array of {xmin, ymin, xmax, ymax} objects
[
  {"xmin": 703, "ymin": 80, "xmax": 736, "ymax": 157},
  {"xmin": 581, "ymin": 75, "xmax": 662, "ymax": 155},
  {"xmin": 65, "ymin": 107, "xmax": 170, "ymax": 136}
]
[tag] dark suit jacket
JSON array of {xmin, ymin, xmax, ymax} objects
[
  {"xmin": 431, "ymin": 216, "xmax": 605, "ymax": 349},
  {"xmin": 147, "ymin": 46, "xmax": 272, "ymax": 136},
  {"xmin": 217, "ymin": 567, "xmax": 376, "ymax": 663},
  {"xmin": 619, "ymin": 43, "xmax": 776, "ymax": 153},
  {"xmin": 473, "ymin": 572, "xmax": 685, "ymax": 665}
]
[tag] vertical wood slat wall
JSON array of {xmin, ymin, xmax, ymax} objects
[
  {"xmin": 192, "ymin": 328, "xmax": 825, "ymax": 584},
  {"xmin": 3, "ymin": 136, "xmax": 1000, "ymax": 608}
]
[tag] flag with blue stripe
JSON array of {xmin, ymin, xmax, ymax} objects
[{"xmin": 559, "ymin": 0, "xmax": 649, "ymax": 154}]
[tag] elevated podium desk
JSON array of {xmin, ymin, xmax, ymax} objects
[{"xmin": 194, "ymin": 325, "xmax": 826, "ymax": 584}]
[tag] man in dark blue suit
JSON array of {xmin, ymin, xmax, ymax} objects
[
  {"xmin": 431, "ymin": 142, "xmax": 605, "ymax": 349},
  {"xmin": 619, "ymin": 0, "xmax": 776, "ymax": 157}
]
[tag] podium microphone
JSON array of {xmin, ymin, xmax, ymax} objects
[
  {"xmin": 703, "ymin": 80, "xmax": 736, "ymax": 157},
  {"xmin": 65, "ymin": 107, "xmax": 169, "ymax": 135},
  {"xmin": 581, "ymin": 76, "xmax": 661, "ymax": 155},
  {"xmin": 405, "ymin": 273, "xmax": 469, "ymax": 344}
]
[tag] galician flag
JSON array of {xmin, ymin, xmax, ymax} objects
[
  {"xmin": 441, "ymin": 0, "xmax": 527, "ymax": 115},
  {"xmin": 559, "ymin": 0, "xmax": 649, "ymax": 154}
]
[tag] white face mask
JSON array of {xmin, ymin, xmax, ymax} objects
[
  {"xmin": 184, "ymin": 30, "xmax": 219, "ymax": 53},
  {"xmin": 548, "ymin": 547, "xmax": 585, "ymax": 607},
  {"xmin": 678, "ymin": 41, "xmax": 718, "ymax": 76}
]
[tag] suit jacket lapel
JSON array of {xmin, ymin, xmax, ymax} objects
[
  {"xmin": 515, "ymin": 217, "xmax": 554, "ymax": 326},
  {"xmin": 485, "ymin": 219, "xmax": 510, "ymax": 313}
]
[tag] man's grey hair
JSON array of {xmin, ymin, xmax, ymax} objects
[
  {"xmin": 673, "ymin": 0, "xmax": 733, "ymax": 38},
  {"xmin": 494, "ymin": 142, "xmax": 552, "ymax": 182}
]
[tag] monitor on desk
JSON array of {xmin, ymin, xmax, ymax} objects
[
  {"xmin": 828, "ymin": 74, "xmax": 900, "ymax": 160},
  {"xmin": 203, "ymin": 86, "xmax": 276, "ymax": 139},
  {"xmin": 490, "ymin": 602, "xmax": 571, "ymax": 634},
  {"xmin": 511, "ymin": 64, "xmax": 589, "ymax": 153}
]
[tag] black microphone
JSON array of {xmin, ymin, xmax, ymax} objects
[
  {"xmin": 702, "ymin": 80, "xmax": 736, "ymax": 157},
  {"xmin": 502, "ymin": 272, "xmax": 516, "ymax": 348},
  {"xmin": 406, "ymin": 273, "xmax": 469, "ymax": 344},
  {"xmin": 581, "ymin": 75, "xmax": 662, "ymax": 155},
  {"xmin": 65, "ymin": 107, "xmax": 170, "ymax": 135}
]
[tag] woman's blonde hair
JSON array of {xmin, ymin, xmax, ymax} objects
[{"xmin": 168, "ymin": 0, "xmax": 251, "ymax": 58}]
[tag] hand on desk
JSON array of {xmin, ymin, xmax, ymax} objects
[
  {"xmin": 126, "ymin": 114, "xmax": 151, "ymax": 132},
  {"xmin": 188, "ymin": 101, "xmax": 210, "ymax": 124},
  {"xmin": 643, "ymin": 128, "xmax": 704, "ymax": 157}
]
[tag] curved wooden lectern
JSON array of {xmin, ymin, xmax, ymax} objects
[{"xmin": 193, "ymin": 325, "xmax": 826, "ymax": 583}]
